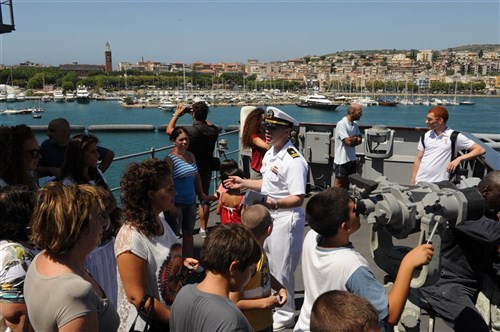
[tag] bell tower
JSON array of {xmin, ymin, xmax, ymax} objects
[{"xmin": 104, "ymin": 42, "xmax": 112, "ymax": 73}]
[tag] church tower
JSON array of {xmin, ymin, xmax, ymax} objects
[{"xmin": 104, "ymin": 42, "xmax": 112, "ymax": 73}]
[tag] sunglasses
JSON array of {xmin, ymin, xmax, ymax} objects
[{"xmin": 25, "ymin": 148, "xmax": 41, "ymax": 159}]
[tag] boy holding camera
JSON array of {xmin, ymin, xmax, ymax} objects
[{"xmin": 294, "ymin": 187, "xmax": 434, "ymax": 331}]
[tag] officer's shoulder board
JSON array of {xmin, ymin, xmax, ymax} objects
[{"xmin": 287, "ymin": 147, "xmax": 299, "ymax": 159}]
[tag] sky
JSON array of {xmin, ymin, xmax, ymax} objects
[{"xmin": 0, "ymin": 0, "xmax": 499, "ymax": 67}]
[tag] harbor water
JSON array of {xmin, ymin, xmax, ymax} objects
[{"xmin": 1, "ymin": 98, "xmax": 499, "ymax": 190}]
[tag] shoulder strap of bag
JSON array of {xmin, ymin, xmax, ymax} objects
[
  {"xmin": 450, "ymin": 130, "xmax": 460, "ymax": 161},
  {"xmin": 420, "ymin": 132, "xmax": 426, "ymax": 150},
  {"xmin": 143, "ymin": 295, "xmax": 154, "ymax": 331},
  {"xmin": 448, "ymin": 131, "xmax": 461, "ymax": 181},
  {"xmin": 128, "ymin": 295, "xmax": 154, "ymax": 332}
]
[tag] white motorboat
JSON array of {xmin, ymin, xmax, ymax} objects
[
  {"xmin": 16, "ymin": 92, "xmax": 26, "ymax": 102},
  {"xmin": 296, "ymin": 94, "xmax": 340, "ymax": 110},
  {"xmin": 6, "ymin": 93, "xmax": 17, "ymax": 102},
  {"xmin": 65, "ymin": 91, "xmax": 75, "ymax": 102},
  {"xmin": 398, "ymin": 98, "xmax": 414, "ymax": 105},
  {"xmin": 2, "ymin": 108, "xmax": 23, "ymax": 114},
  {"xmin": 41, "ymin": 95, "xmax": 52, "ymax": 102},
  {"xmin": 76, "ymin": 85, "xmax": 90, "ymax": 103},
  {"xmin": 159, "ymin": 100, "xmax": 175, "ymax": 111},
  {"xmin": 353, "ymin": 96, "xmax": 378, "ymax": 107},
  {"xmin": 53, "ymin": 89, "xmax": 65, "ymax": 102}
]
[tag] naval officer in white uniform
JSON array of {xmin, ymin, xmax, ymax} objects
[{"xmin": 224, "ymin": 107, "xmax": 308, "ymax": 330}]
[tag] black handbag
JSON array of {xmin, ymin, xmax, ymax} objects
[{"xmin": 128, "ymin": 295, "xmax": 162, "ymax": 332}]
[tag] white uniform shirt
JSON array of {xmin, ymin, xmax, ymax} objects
[
  {"xmin": 261, "ymin": 140, "xmax": 308, "ymax": 201},
  {"xmin": 416, "ymin": 127, "xmax": 475, "ymax": 183},
  {"xmin": 334, "ymin": 116, "xmax": 361, "ymax": 165}
]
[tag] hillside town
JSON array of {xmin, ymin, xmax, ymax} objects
[
  {"xmin": 2, "ymin": 45, "xmax": 500, "ymax": 96},
  {"xmin": 117, "ymin": 48, "xmax": 500, "ymax": 92}
]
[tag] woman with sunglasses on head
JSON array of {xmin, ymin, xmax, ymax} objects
[
  {"xmin": 0, "ymin": 125, "xmax": 40, "ymax": 190},
  {"xmin": 24, "ymin": 182, "xmax": 119, "ymax": 332},
  {"xmin": 59, "ymin": 133, "xmax": 120, "ymax": 306},
  {"xmin": 241, "ymin": 108, "xmax": 270, "ymax": 179},
  {"xmin": 116, "ymin": 159, "xmax": 199, "ymax": 332}
]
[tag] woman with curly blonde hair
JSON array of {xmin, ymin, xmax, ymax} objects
[
  {"xmin": 24, "ymin": 182, "xmax": 119, "ymax": 332},
  {"xmin": 115, "ymin": 158, "xmax": 198, "ymax": 332},
  {"xmin": 241, "ymin": 108, "xmax": 270, "ymax": 178}
]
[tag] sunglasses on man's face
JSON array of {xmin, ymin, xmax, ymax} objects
[{"xmin": 25, "ymin": 148, "xmax": 41, "ymax": 159}]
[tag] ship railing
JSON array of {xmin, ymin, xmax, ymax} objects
[{"xmin": 109, "ymin": 129, "xmax": 240, "ymax": 206}]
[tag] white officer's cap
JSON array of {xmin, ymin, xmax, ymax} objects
[{"xmin": 264, "ymin": 107, "xmax": 299, "ymax": 128}]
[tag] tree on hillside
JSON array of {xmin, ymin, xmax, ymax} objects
[
  {"xmin": 26, "ymin": 73, "xmax": 45, "ymax": 89},
  {"xmin": 61, "ymin": 81, "xmax": 74, "ymax": 91}
]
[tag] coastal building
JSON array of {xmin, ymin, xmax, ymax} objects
[
  {"xmin": 104, "ymin": 42, "xmax": 112, "ymax": 73},
  {"xmin": 117, "ymin": 62, "xmax": 146, "ymax": 72},
  {"xmin": 59, "ymin": 62, "xmax": 104, "ymax": 78},
  {"xmin": 417, "ymin": 50, "xmax": 433, "ymax": 63},
  {"xmin": 222, "ymin": 62, "xmax": 246, "ymax": 75},
  {"xmin": 413, "ymin": 77, "xmax": 430, "ymax": 90}
]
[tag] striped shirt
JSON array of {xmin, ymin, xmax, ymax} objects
[{"xmin": 169, "ymin": 154, "xmax": 198, "ymax": 205}]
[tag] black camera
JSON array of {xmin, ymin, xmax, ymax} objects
[{"xmin": 182, "ymin": 106, "xmax": 192, "ymax": 115}]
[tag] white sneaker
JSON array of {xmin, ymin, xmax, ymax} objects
[
  {"xmin": 273, "ymin": 321, "xmax": 294, "ymax": 331},
  {"xmin": 200, "ymin": 228, "xmax": 208, "ymax": 238}
]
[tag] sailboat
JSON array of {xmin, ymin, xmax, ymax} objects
[
  {"xmin": 460, "ymin": 81, "xmax": 475, "ymax": 105},
  {"xmin": 448, "ymin": 79, "xmax": 459, "ymax": 106},
  {"xmin": 399, "ymin": 80, "xmax": 414, "ymax": 105},
  {"xmin": 377, "ymin": 79, "xmax": 398, "ymax": 106}
]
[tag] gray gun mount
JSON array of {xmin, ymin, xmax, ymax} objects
[{"xmin": 348, "ymin": 174, "xmax": 485, "ymax": 288}]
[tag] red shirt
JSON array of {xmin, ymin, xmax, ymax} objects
[{"xmin": 250, "ymin": 133, "xmax": 267, "ymax": 173}]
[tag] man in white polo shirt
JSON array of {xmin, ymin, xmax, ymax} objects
[{"xmin": 411, "ymin": 106, "xmax": 485, "ymax": 184}]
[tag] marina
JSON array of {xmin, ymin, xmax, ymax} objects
[{"xmin": 1, "ymin": 96, "xmax": 499, "ymax": 332}]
